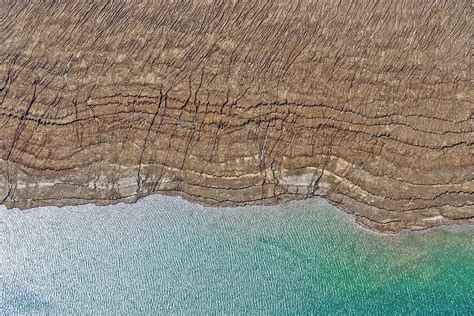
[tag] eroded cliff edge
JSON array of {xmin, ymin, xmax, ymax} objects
[{"xmin": 1, "ymin": 0, "xmax": 473, "ymax": 233}]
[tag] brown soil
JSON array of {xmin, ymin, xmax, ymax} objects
[{"xmin": 1, "ymin": 0, "xmax": 472, "ymax": 232}]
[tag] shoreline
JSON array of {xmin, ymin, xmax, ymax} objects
[{"xmin": 2, "ymin": 191, "xmax": 472, "ymax": 235}]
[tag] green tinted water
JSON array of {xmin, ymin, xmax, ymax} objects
[{"xmin": 1, "ymin": 195, "xmax": 473, "ymax": 314}]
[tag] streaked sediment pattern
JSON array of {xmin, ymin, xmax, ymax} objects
[
  {"xmin": 2, "ymin": 195, "xmax": 473, "ymax": 314},
  {"xmin": 0, "ymin": 0, "xmax": 473, "ymax": 232}
]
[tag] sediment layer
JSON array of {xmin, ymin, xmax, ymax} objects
[{"xmin": 1, "ymin": 0, "xmax": 473, "ymax": 232}]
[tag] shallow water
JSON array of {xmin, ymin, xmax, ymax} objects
[{"xmin": 1, "ymin": 195, "xmax": 473, "ymax": 314}]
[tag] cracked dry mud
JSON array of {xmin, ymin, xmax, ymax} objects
[{"xmin": 0, "ymin": 0, "xmax": 473, "ymax": 233}]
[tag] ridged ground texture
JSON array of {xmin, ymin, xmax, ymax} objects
[{"xmin": 0, "ymin": 0, "xmax": 472, "ymax": 232}]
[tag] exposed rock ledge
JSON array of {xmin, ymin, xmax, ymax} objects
[{"xmin": 1, "ymin": 0, "xmax": 472, "ymax": 233}]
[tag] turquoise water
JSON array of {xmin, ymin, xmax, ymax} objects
[{"xmin": 1, "ymin": 195, "xmax": 473, "ymax": 314}]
